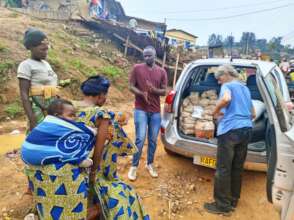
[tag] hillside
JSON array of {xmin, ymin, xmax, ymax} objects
[{"xmin": 0, "ymin": 7, "xmax": 134, "ymax": 122}]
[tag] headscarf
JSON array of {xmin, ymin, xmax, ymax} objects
[
  {"xmin": 23, "ymin": 28, "xmax": 47, "ymax": 50},
  {"xmin": 80, "ymin": 75, "xmax": 110, "ymax": 96}
]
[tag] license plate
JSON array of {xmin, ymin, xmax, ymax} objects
[{"xmin": 193, "ymin": 155, "xmax": 216, "ymax": 168}]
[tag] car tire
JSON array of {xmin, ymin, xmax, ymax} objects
[{"xmin": 164, "ymin": 147, "xmax": 177, "ymax": 156}]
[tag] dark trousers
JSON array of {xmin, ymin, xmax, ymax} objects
[{"xmin": 214, "ymin": 127, "xmax": 252, "ymax": 209}]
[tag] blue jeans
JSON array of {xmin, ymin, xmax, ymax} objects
[{"xmin": 132, "ymin": 109, "xmax": 161, "ymax": 167}]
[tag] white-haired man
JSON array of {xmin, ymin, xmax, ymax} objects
[{"xmin": 204, "ymin": 64, "xmax": 256, "ymax": 215}]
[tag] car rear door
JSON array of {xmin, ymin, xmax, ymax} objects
[{"xmin": 256, "ymin": 66, "xmax": 294, "ymax": 220}]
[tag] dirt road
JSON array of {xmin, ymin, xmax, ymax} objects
[{"xmin": 0, "ymin": 119, "xmax": 279, "ymax": 220}]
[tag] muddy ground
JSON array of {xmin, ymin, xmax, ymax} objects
[
  {"xmin": 0, "ymin": 114, "xmax": 279, "ymax": 220},
  {"xmin": 0, "ymin": 7, "xmax": 281, "ymax": 220}
]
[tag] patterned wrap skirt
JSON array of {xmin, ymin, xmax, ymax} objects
[{"xmin": 25, "ymin": 163, "xmax": 88, "ymax": 220}]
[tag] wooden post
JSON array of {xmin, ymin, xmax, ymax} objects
[
  {"xmin": 113, "ymin": 33, "xmax": 183, "ymax": 71},
  {"xmin": 173, "ymin": 53, "xmax": 180, "ymax": 88},
  {"xmin": 124, "ymin": 32, "xmax": 130, "ymax": 57},
  {"xmin": 162, "ymin": 51, "xmax": 167, "ymax": 69},
  {"xmin": 162, "ymin": 37, "xmax": 167, "ymax": 68}
]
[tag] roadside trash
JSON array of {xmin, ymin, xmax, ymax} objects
[
  {"xmin": 9, "ymin": 129, "xmax": 20, "ymax": 135},
  {"xmin": 59, "ymin": 79, "xmax": 72, "ymax": 87},
  {"xmin": 24, "ymin": 213, "xmax": 36, "ymax": 220},
  {"xmin": 5, "ymin": 149, "xmax": 18, "ymax": 159}
]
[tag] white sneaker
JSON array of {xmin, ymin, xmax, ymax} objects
[
  {"xmin": 128, "ymin": 166, "xmax": 137, "ymax": 181},
  {"xmin": 146, "ymin": 164, "xmax": 158, "ymax": 178}
]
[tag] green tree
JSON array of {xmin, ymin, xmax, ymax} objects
[
  {"xmin": 223, "ymin": 35, "xmax": 234, "ymax": 49},
  {"xmin": 208, "ymin": 34, "xmax": 223, "ymax": 47},
  {"xmin": 4, "ymin": 0, "xmax": 21, "ymax": 7},
  {"xmin": 256, "ymin": 39, "xmax": 267, "ymax": 52},
  {"xmin": 240, "ymin": 32, "xmax": 256, "ymax": 54}
]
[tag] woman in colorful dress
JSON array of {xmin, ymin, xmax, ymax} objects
[
  {"xmin": 21, "ymin": 99, "xmax": 96, "ymax": 220},
  {"xmin": 76, "ymin": 75, "xmax": 150, "ymax": 220}
]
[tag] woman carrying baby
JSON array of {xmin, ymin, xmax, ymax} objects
[{"xmin": 21, "ymin": 99, "xmax": 95, "ymax": 220}]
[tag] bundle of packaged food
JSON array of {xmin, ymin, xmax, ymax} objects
[
  {"xmin": 180, "ymin": 90, "xmax": 218, "ymax": 139},
  {"xmin": 195, "ymin": 120, "xmax": 215, "ymax": 139},
  {"xmin": 179, "ymin": 92, "xmax": 199, "ymax": 135}
]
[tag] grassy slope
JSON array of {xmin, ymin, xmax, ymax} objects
[{"xmin": 0, "ymin": 7, "xmax": 132, "ymax": 121}]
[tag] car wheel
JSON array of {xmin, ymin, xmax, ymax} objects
[{"xmin": 164, "ymin": 147, "xmax": 177, "ymax": 156}]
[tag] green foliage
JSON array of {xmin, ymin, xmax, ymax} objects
[
  {"xmin": 0, "ymin": 42, "xmax": 9, "ymax": 53},
  {"xmin": 78, "ymin": 38, "xmax": 89, "ymax": 50},
  {"xmin": 61, "ymin": 48, "xmax": 71, "ymax": 54},
  {"xmin": 100, "ymin": 65, "xmax": 123, "ymax": 79},
  {"xmin": 68, "ymin": 59, "xmax": 96, "ymax": 77},
  {"xmin": 47, "ymin": 50, "xmax": 68, "ymax": 72},
  {"xmin": 0, "ymin": 60, "xmax": 14, "ymax": 72},
  {"xmin": 54, "ymin": 31, "xmax": 69, "ymax": 41},
  {"xmin": 4, "ymin": 0, "xmax": 21, "ymax": 7},
  {"xmin": 0, "ymin": 60, "xmax": 15, "ymax": 84},
  {"xmin": 4, "ymin": 102, "xmax": 23, "ymax": 119}
]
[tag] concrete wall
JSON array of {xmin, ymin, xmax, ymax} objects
[{"xmin": 166, "ymin": 30, "xmax": 197, "ymax": 45}]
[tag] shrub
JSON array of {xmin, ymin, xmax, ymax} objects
[
  {"xmin": 0, "ymin": 60, "xmax": 16, "ymax": 84},
  {"xmin": 68, "ymin": 59, "xmax": 96, "ymax": 77},
  {"xmin": 47, "ymin": 50, "xmax": 68, "ymax": 72},
  {"xmin": 0, "ymin": 60, "xmax": 14, "ymax": 73},
  {"xmin": 0, "ymin": 42, "xmax": 9, "ymax": 53},
  {"xmin": 4, "ymin": 102, "xmax": 23, "ymax": 119},
  {"xmin": 100, "ymin": 65, "xmax": 122, "ymax": 79}
]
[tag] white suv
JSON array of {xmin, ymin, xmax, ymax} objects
[{"xmin": 161, "ymin": 58, "xmax": 294, "ymax": 219}]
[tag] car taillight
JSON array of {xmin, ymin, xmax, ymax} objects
[{"xmin": 164, "ymin": 90, "xmax": 176, "ymax": 113}]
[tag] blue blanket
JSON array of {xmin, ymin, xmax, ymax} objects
[{"xmin": 21, "ymin": 115, "xmax": 95, "ymax": 165}]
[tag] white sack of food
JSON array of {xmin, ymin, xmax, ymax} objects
[
  {"xmin": 182, "ymin": 123, "xmax": 195, "ymax": 130},
  {"xmin": 181, "ymin": 117, "xmax": 196, "ymax": 124},
  {"xmin": 195, "ymin": 120, "xmax": 206, "ymax": 130},
  {"xmin": 204, "ymin": 121, "xmax": 215, "ymax": 130},
  {"xmin": 252, "ymin": 100, "xmax": 266, "ymax": 121},
  {"xmin": 183, "ymin": 105, "xmax": 194, "ymax": 113},
  {"xmin": 192, "ymin": 105, "xmax": 204, "ymax": 119},
  {"xmin": 203, "ymin": 114, "xmax": 213, "ymax": 120},
  {"xmin": 202, "ymin": 90, "xmax": 217, "ymax": 99},
  {"xmin": 206, "ymin": 104, "xmax": 215, "ymax": 109},
  {"xmin": 183, "ymin": 98, "xmax": 191, "ymax": 107},
  {"xmin": 181, "ymin": 111, "xmax": 191, "ymax": 117},
  {"xmin": 189, "ymin": 92, "xmax": 200, "ymax": 105},
  {"xmin": 204, "ymin": 108, "xmax": 213, "ymax": 116},
  {"xmin": 182, "ymin": 129, "xmax": 195, "ymax": 135},
  {"xmin": 209, "ymin": 99, "xmax": 217, "ymax": 105},
  {"xmin": 199, "ymin": 99, "xmax": 210, "ymax": 107}
]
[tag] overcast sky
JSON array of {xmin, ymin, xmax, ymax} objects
[{"xmin": 118, "ymin": 0, "xmax": 294, "ymax": 46}]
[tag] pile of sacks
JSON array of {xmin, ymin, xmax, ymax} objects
[{"xmin": 180, "ymin": 90, "xmax": 218, "ymax": 139}]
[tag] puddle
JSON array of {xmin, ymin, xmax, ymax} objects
[{"xmin": 0, "ymin": 134, "xmax": 25, "ymax": 155}]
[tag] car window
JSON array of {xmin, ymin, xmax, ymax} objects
[
  {"xmin": 235, "ymin": 67, "xmax": 256, "ymax": 83},
  {"xmin": 272, "ymin": 67, "xmax": 291, "ymax": 102},
  {"xmin": 264, "ymin": 72, "xmax": 291, "ymax": 132}
]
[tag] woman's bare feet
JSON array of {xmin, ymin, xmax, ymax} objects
[{"xmin": 87, "ymin": 204, "xmax": 101, "ymax": 220}]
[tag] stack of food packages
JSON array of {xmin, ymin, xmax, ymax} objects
[{"xmin": 180, "ymin": 90, "xmax": 218, "ymax": 139}]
